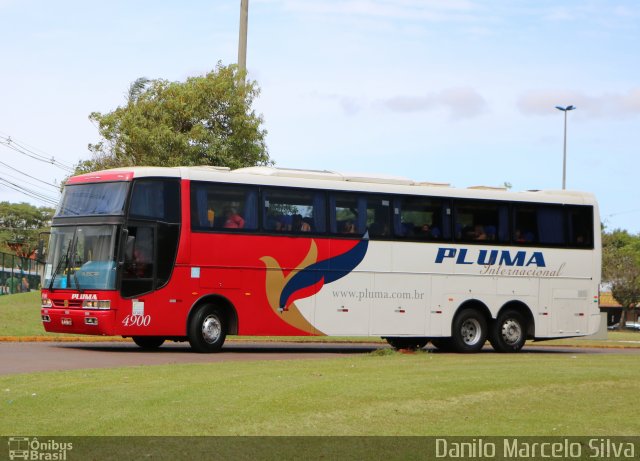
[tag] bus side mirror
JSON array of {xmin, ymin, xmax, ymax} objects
[{"xmin": 36, "ymin": 232, "xmax": 50, "ymax": 264}]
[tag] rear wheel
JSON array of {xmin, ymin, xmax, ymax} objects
[
  {"xmin": 132, "ymin": 336, "xmax": 165, "ymax": 349},
  {"xmin": 489, "ymin": 310, "xmax": 527, "ymax": 352},
  {"xmin": 451, "ymin": 308, "xmax": 487, "ymax": 353},
  {"xmin": 188, "ymin": 304, "xmax": 227, "ymax": 353},
  {"xmin": 385, "ymin": 337, "xmax": 429, "ymax": 350}
]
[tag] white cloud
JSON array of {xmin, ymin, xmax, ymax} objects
[
  {"xmin": 318, "ymin": 87, "xmax": 487, "ymax": 119},
  {"xmin": 381, "ymin": 87, "xmax": 488, "ymax": 119}
]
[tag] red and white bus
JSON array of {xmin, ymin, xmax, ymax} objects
[{"xmin": 41, "ymin": 166, "xmax": 601, "ymax": 352}]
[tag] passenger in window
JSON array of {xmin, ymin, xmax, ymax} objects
[
  {"xmin": 207, "ymin": 208, "xmax": 215, "ymax": 227},
  {"xmin": 223, "ymin": 207, "xmax": 245, "ymax": 229},
  {"xmin": 514, "ymin": 229, "xmax": 526, "ymax": 243},
  {"xmin": 293, "ymin": 214, "xmax": 311, "ymax": 232},
  {"xmin": 473, "ymin": 224, "xmax": 487, "ymax": 241},
  {"xmin": 418, "ymin": 223, "xmax": 430, "ymax": 238},
  {"xmin": 342, "ymin": 220, "xmax": 356, "ymax": 234}
]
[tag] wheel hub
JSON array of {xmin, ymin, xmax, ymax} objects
[
  {"xmin": 202, "ymin": 315, "xmax": 221, "ymax": 344},
  {"xmin": 461, "ymin": 318, "xmax": 482, "ymax": 345},
  {"xmin": 501, "ymin": 319, "xmax": 522, "ymax": 345}
]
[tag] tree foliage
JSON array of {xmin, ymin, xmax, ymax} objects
[
  {"xmin": 0, "ymin": 202, "xmax": 54, "ymax": 257},
  {"xmin": 602, "ymin": 229, "xmax": 640, "ymax": 326},
  {"xmin": 76, "ymin": 63, "xmax": 271, "ymax": 174}
]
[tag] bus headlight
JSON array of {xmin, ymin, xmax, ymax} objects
[
  {"xmin": 82, "ymin": 300, "xmax": 111, "ymax": 309},
  {"xmin": 41, "ymin": 296, "xmax": 52, "ymax": 308}
]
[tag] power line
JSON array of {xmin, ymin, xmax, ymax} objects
[
  {"xmin": 0, "ymin": 177, "xmax": 59, "ymax": 207},
  {"xmin": 0, "ymin": 171, "xmax": 58, "ymax": 193},
  {"xmin": 0, "ymin": 159, "xmax": 59, "ymax": 190},
  {"xmin": 0, "ymin": 131, "xmax": 75, "ymax": 169},
  {"xmin": 0, "ymin": 134, "xmax": 75, "ymax": 173}
]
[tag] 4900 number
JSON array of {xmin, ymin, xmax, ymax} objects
[{"xmin": 122, "ymin": 314, "xmax": 151, "ymax": 327}]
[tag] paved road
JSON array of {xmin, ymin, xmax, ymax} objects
[{"xmin": 1, "ymin": 341, "xmax": 638, "ymax": 375}]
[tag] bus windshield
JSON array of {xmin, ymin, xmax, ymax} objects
[
  {"xmin": 56, "ymin": 182, "xmax": 129, "ymax": 217},
  {"xmin": 45, "ymin": 225, "xmax": 118, "ymax": 290}
]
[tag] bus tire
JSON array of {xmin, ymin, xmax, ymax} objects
[
  {"xmin": 188, "ymin": 304, "xmax": 227, "ymax": 353},
  {"xmin": 132, "ymin": 336, "xmax": 165, "ymax": 349},
  {"xmin": 489, "ymin": 310, "xmax": 526, "ymax": 353},
  {"xmin": 451, "ymin": 308, "xmax": 487, "ymax": 353},
  {"xmin": 385, "ymin": 337, "xmax": 428, "ymax": 350}
]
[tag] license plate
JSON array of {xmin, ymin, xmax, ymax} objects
[{"xmin": 61, "ymin": 318, "xmax": 72, "ymax": 326}]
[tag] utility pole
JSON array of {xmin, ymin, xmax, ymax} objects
[
  {"xmin": 555, "ymin": 105, "xmax": 576, "ymax": 190},
  {"xmin": 238, "ymin": 0, "xmax": 249, "ymax": 78}
]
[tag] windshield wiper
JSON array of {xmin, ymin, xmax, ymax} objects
[{"xmin": 48, "ymin": 243, "xmax": 71, "ymax": 292}]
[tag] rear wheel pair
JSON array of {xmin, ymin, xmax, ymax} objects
[{"xmin": 437, "ymin": 308, "xmax": 526, "ymax": 353}]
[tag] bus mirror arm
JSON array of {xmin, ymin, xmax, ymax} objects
[{"xmin": 37, "ymin": 232, "xmax": 50, "ymax": 264}]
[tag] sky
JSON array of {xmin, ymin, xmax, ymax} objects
[{"xmin": 0, "ymin": 0, "xmax": 639, "ymax": 232}]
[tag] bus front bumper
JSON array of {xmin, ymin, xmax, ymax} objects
[{"xmin": 41, "ymin": 308, "xmax": 117, "ymax": 336}]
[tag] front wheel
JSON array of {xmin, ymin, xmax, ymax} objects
[
  {"xmin": 489, "ymin": 310, "xmax": 527, "ymax": 353},
  {"xmin": 132, "ymin": 336, "xmax": 165, "ymax": 349},
  {"xmin": 451, "ymin": 308, "xmax": 487, "ymax": 353},
  {"xmin": 188, "ymin": 305, "xmax": 227, "ymax": 353}
]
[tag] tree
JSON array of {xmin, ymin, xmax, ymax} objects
[
  {"xmin": 0, "ymin": 202, "xmax": 54, "ymax": 258},
  {"xmin": 602, "ymin": 229, "xmax": 640, "ymax": 328},
  {"xmin": 75, "ymin": 63, "xmax": 271, "ymax": 174}
]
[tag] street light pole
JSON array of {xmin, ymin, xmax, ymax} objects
[
  {"xmin": 238, "ymin": 0, "xmax": 249, "ymax": 78},
  {"xmin": 555, "ymin": 105, "xmax": 576, "ymax": 190}
]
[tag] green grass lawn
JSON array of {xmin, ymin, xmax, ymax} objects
[
  {"xmin": 1, "ymin": 352, "xmax": 638, "ymax": 436},
  {"xmin": 0, "ymin": 291, "xmax": 56, "ymax": 337}
]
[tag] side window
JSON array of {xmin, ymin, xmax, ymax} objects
[
  {"xmin": 263, "ymin": 189, "xmax": 325, "ymax": 233},
  {"xmin": 365, "ymin": 196, "xmax": 392, "ymax": 238},
  {"xmin": 129, "ymin": 179, "xmax": 180, "ymax": 223},
  {"xmin": 191, "ymin": 183, "xmax": 258, "ymax": 231},
  {"xmin": 330, "ymin": 194, "xmax": 364, "ymax": 235},
  {"xmin": 513, "ymin": 206, "xmax": 538, "ymax": 244},
  {"xmin": 394, "ymin": 197, "xmax": 446, "ymax": 240},
  {"xmin": 514, "ymin": 205, "xmax": 565, "ymax": 246},
  {"xmin": 568, "ymin": 206, "xmax": 593, "ymax": 248},
  {"xmin": 328, "ymin": 193, "xmax": 391, "ymax": 238},
  {"xmin": 454, "ymin": 201, "xmax": 508, "ymax": 243}
]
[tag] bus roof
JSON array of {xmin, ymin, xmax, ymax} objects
[{"xmin": 67, "ymin": 165, "xmax": 597, "ymax": 206}]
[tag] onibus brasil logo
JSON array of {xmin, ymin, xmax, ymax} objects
[{"xmin": 8, "ymin": 437, "xmax": 73, "ymax": 460}]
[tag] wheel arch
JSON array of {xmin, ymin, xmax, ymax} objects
[
  {"xmin": 454, "ymin": 299, "xmax": 492, "ymax": 325},
  {"xmin": 187, "ymin": 294, "xmax": 239, "ymax": 336},
  {"xmin": 497, "ymin": 300, "xmax": 535, "ymax": 339}
]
